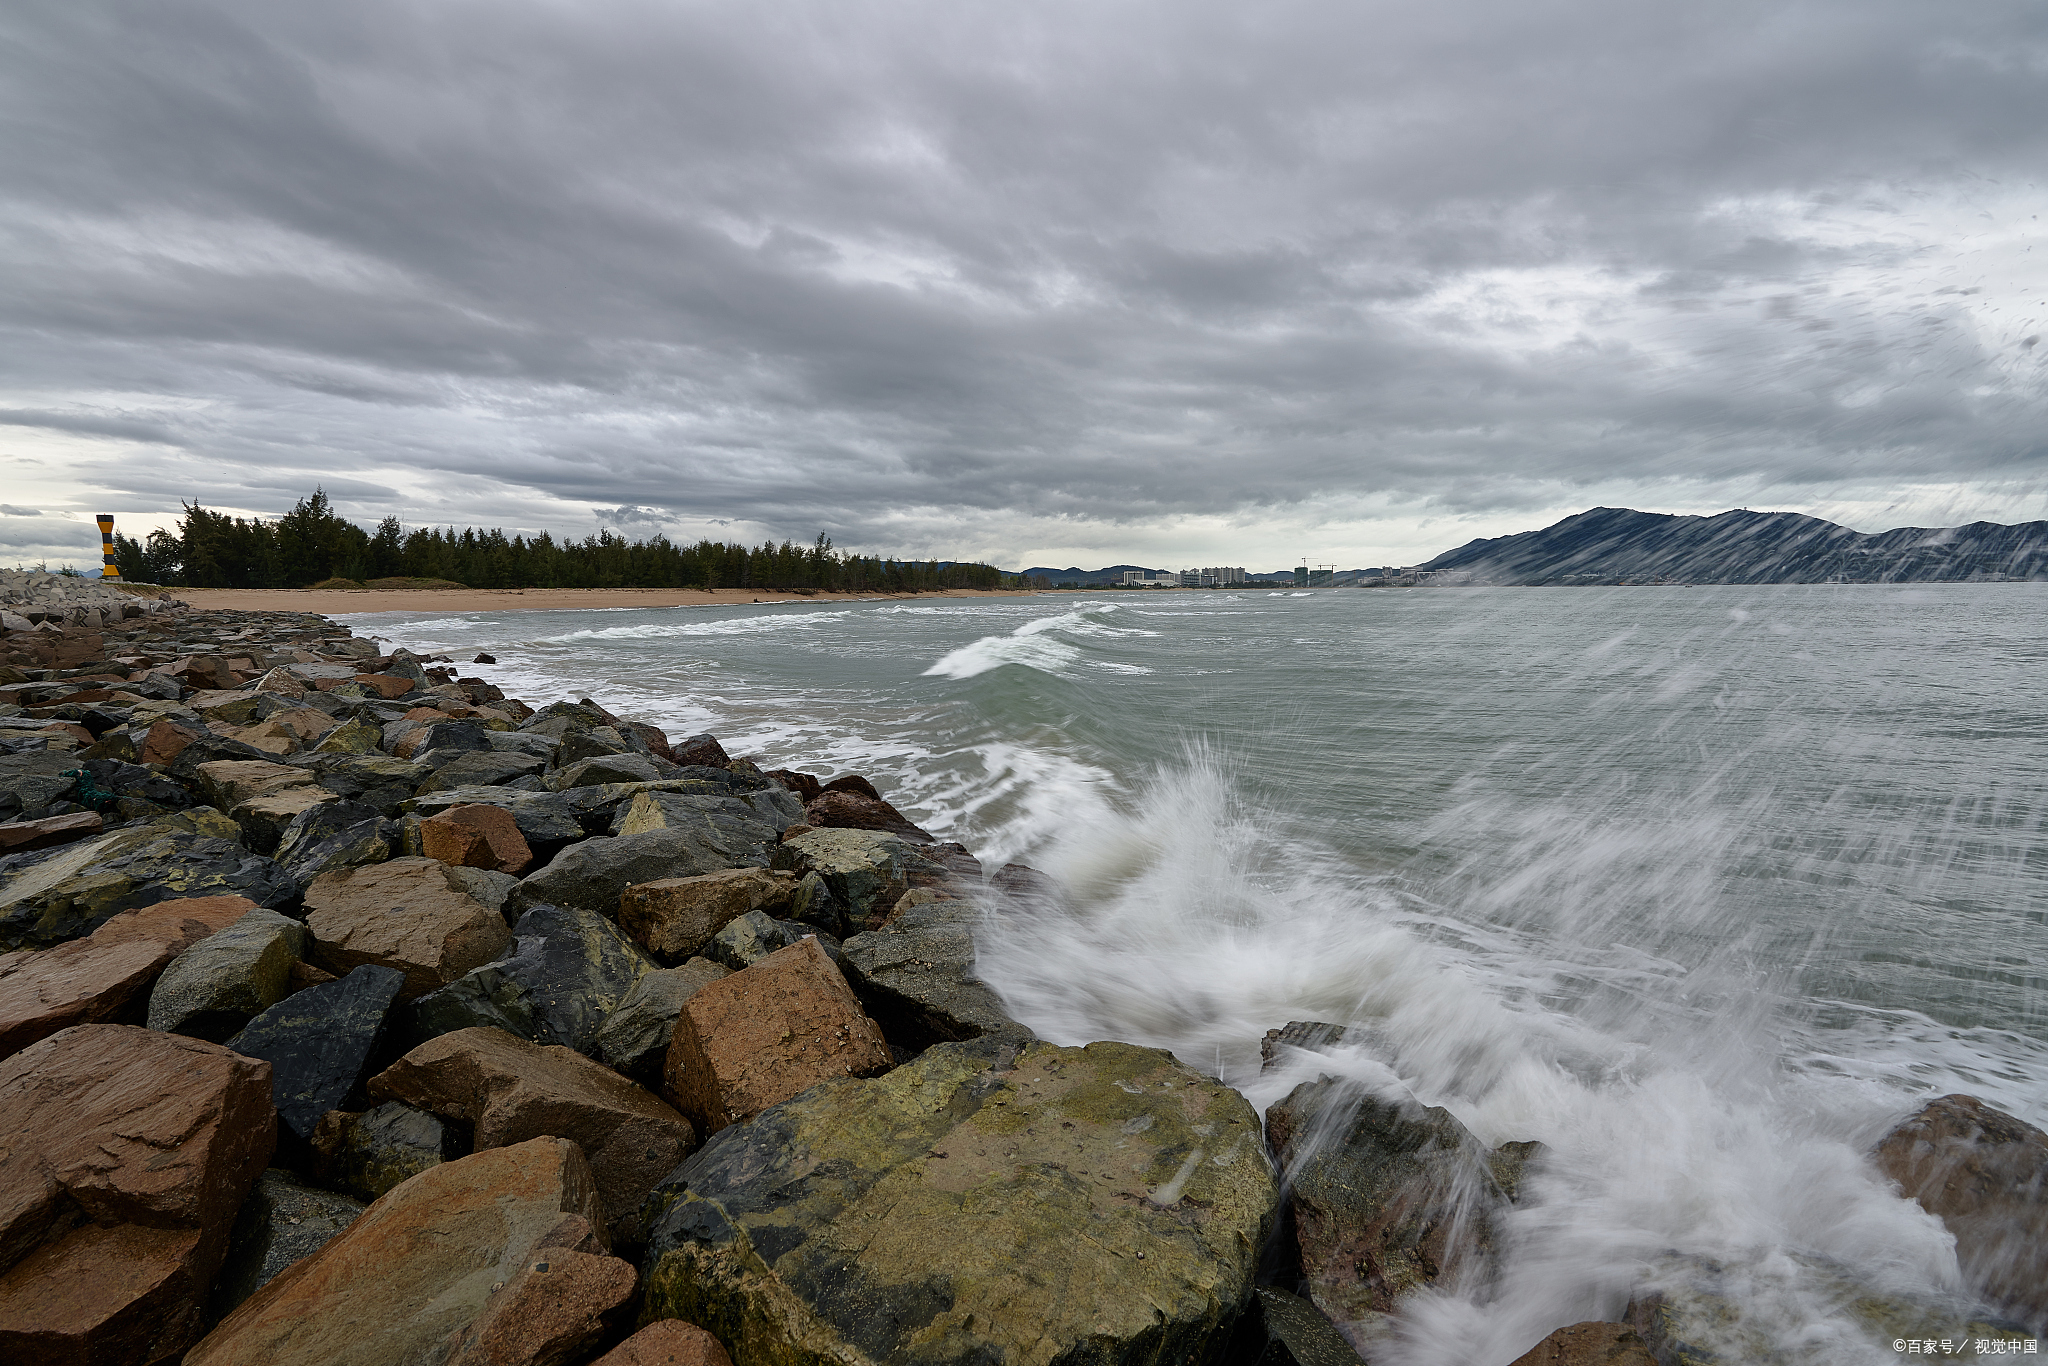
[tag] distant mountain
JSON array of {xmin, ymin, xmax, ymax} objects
[{"xmin": 1418, "ymin": 508, "xmax": 2048, "ymax": 584}]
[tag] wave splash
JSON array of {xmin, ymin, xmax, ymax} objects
[
  {"xmin": 922, "ymin": 604, "xmax": 1155, "ymax": 679},
  {"xmin": 975, "ymin": 749, "xmax": 1974, "ymax": 1366}
]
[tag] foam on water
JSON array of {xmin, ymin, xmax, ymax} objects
[
  {"xmin": 543, "ymin": 610, "xmax": 851, "ymax": 642},
  {"xmin": 923, "ymin": 603, "xmax": 1153, "ymax": 680}
]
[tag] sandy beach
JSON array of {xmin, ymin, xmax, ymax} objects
[{"xmin": 176, "ymin": 585, "xmax": 1046, "ymax": 615}]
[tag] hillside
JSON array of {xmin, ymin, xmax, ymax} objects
[{"xmin": 1418, "ymin": 508, "xmax": 2048, "ymax": 584}]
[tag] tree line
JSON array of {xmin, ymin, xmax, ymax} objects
[{"xmin": 113, "ymin": 491, "xmax": 1041, "ymax": 593}]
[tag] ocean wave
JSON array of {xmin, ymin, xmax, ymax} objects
[
  {"xmin": 922, "ymin": 607, "xmax": 1156, "ymax": 679},
  {"xmin": 542, "ymin": 611, "xmax": 851, "ymax": 643}
]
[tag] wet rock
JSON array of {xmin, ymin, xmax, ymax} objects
[
  {"xmin": 310, "ymin": 716, "xmax": 381, "ymax": 754},
  {"xmin": 302, "ymin": 856, "xmax": 514, "ymax": 999},
  {"xmin": 392, "ymin": 721, "xmax": 491, "ymax": 761},
  {"xmin": 417, "ymin": 749, "xmax": 548, "ymax": 792},
  {"xmin": 230, "ymin": 783, "xmax": 340, "ymax": 854},
  {"xmin": 1260, "ymin": 1020, "xmax": 1351, "ymax": 1072},
  {"xmin": 768, "ymin": 827, "xmax": 951, "ymax": 935},
  {"xmin": 409, "ymin": 784, "xmax": 593, "ymax": 845},
  {"xmin": 613, "ymin": 784, "xmax": 805, "ymax": 838},
  {"xmin": 444, "ymin": 863, "xmax": 519, "ymax": 917},
  {"xmin": 1872, "ymin": 1093, "xmax": 2048, "ymax": 1331},
  {"xmin": 272, "ymin": 798, "xmax": 396, "ymax": 886},
  {"xmin": 591, "ymin": 1320, "xmax": 733, "ymax": 1366},
  {"xmin": 802, "ymin": 787, "xmax": 932, "ymax": 842},
  {"xmin": 671, "ymin": 733, "xmax": 729, "ymax": 769},
  {"xmin": 204, "ymin": 1170, "xmax": 363, "ymax": 1328},
  {"xmin": 81, "ymin": 756, "xmax": 192, "ymax": 810},
  {"xmin": 0, "ymin": 810, "xmax": 294, "ymax": 951},
  {"xmin": 408, "ymin": 903, "xmax": 655, "ymax": 1055},
  {"xmin": 1224, "ymin": 1285, "xmax": 1370, "ymax": 1366},
  {"xmin": 139, "ymin": 718, "xmax": 202, "ymax": 765},
  {"xmin": 285, "ymin": 752, "xmax": 429, "ymax": 816},
  {"xmin": 0, "ymin": 1025, "xmax": 275, "ymax": 1366},
  {"xmin": 556, "ymin": 752, "xmax": 684, "ymax": 790},
  {"xmin": 594, "ymin": 958, "xmax": 729, "ymax": 1084},
  {"xmin": 618, "ymin": 867, "xmax": 799, "ymax": 964},
  {"xmin": 555, "ymin": 726, "xmax": 639, "ymax": 767},
  {"xmin": 763, "ymin": 767, "xmax": 822, "ymax": 803},
  {"xmin": 187, "ymin": 1137, "xmax": 607, "ymax": 1366},
  {"xmin": 1507, "ymin": 1322, "xmax": 1657, "ymax": 1366},
  {"xmin": 820, "ymin": 773, "xmax": 881, "ymax": 800},
  {"xmin": 662, "ymin": 936, "xmax": 892, "ymax": 1135},
  {"xmin": 442, "ymin": 1248, "xmax": 639, "ymax": 1366},
  {"xmin": 1266, "ymin": 1077, "xmax": 1542, "ymax": 1351},
  {"xmin": 309, "ymin": 1100, "xmax": 465, "ymax": 1202},
  {"xmin": 226, "ymin": 963, "xmax": 407, "ymax": 1140},
  {"xmin": 0, "ymin": 809, "xmax": 103, "ymax": 854},
  {"xmin": 508, "ymin": 827, "xmax": 770, "ymax": 920},
  {"xmin": 840, "ymin": 897, "xmax": 1033, "ymax": 1053},
  {"xmin": 370, "ymin": 1027, "xmax": 696, "ymax": 1246},
  {"xmin": 419, "ymin": 802, "xmax": 533, "ymax": 874},
  {"xmin": 146, "ymin": 907, "xmax": 308, "ymax": 1041},
  {"xmin": 0, "ymin": 895, "xmax": 256, "ymax": 1058},
  {"xmin": 701, "ymin": 908, "xmax": 825, "ymax": 971},
  {"xmin": 641, "ymin": 1037, "xmax": 1277, "ymax": 1366}
]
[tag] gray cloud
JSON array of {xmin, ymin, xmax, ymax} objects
[{"xmin": 2, "ymin": 0, "xmax": 2045, "ymax": 567}]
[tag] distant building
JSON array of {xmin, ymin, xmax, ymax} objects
[{"xmin": 1121, "ymin": 570, "xmax": 1179, "ymax": 587}]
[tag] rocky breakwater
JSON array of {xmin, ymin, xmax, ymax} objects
[{"xmin": 1, "ymin": 594, "xmax": 2040, "ymax": 1366}]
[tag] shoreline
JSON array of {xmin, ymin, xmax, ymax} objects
[{"xmin": 176, "ymin": 586, "xmax": 1045, "ymax": 615}]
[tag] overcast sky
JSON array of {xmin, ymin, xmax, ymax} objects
[{"xmin": 3, "ymin": 0, "xmax": 2045, "ymax": 573}]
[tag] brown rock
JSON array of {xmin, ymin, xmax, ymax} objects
[
  {"xmin": 0, "ymin": 810, "xmax": 103, "ymax": 855},
  {"xmin": 1507, "ymin": 1322, "xmax": 1658, "ymax": 1366},
  {"xmin": 230, "ymin": 785, "xmax": 340, "ymax": 852},
  {"xmin": 671, "ymin": 734, "xmax": 729, "ymax": 768},
  {"xmin": 370, "ymin": 1027, "xmax": 697, "ymax": 1246},
  {"xmin": 302, "ymin": 857, "xmax": 514, "ymax": 1000},
  {"xmin": 0, "ymin": 1025, "xmax": 275, "ymax": 1365},
  {"xmin": 351, "ymin": 672, "xmax": 415, "ymax": 700},
  {"xmin": 221, "ymin": 719, "xmax": 302, "ymax": 756},
  {"xmin": 443, "ymin": 1249, "xmax": 638, "ymax": 1366},
  {"xmin": 195, "ymin": 758, "xmax": 317, "ymax": 810},
  {"xmin": 762, "ymin": 768, "xmax": 822, "ymax": 803},
  {"xmin": 186, "ymin": 1137, "xmax": 606, "ymax": 1366},
  {"xmin": 288, "ymin": 960, "xmax": 337, "ymax": 991},
  {"xmin": 618, "ymin": 868, "xmax": 798, "ymax": 963},
  {"xmin": 138, "ymin": 719, "xmax": 201, "ymax": 766},
  {"xmin": 802, "ymin": 788, "xmax": 931, "ymax": 841},
  {"xmin": 590, "ymin": 1320, "xmax": 734, "ymax": 1366},
  {"xmin": 421, "ymin": 804, "xmax": 533, "ymax": 876},
  {"xmin": 819, "ymin": 773, "xmax": 881, "ymax": 800},
  {"xmin": 250, "ymin": 667, "xmax": 308, "ymax": 697},
  {"xmin": 662, "ymin": 936, "xmax": 891, "ymax": 1135},
  {"xmin": 0, "ymin": 897, "xmax": 255, "ymax": 1059},
  {"xmin": 1873, "ymin": 1093, "xmax": 2048, "ymax": 1329}
]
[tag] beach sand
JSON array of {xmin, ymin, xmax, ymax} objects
[{"xmin": 176, "ymin": 585, "xmax": 1045, "ymax": 615}]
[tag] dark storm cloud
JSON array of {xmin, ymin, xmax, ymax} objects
[{"xmin": 2, "ymin": 0, "xmax": 2045, "ymax": 562}]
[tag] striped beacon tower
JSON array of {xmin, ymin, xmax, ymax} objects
[{"xmin": 97, "ymin": 514, "xmax": 119, "ymax": 580}]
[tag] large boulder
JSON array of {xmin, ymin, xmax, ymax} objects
[
  {"xmin": 194, "ymin": 758, "xmax": 318, "ymax": 811},
  {"xmin": 552, "ymin": 753, "xmax": 672, "ymax": 789},
  {"xmin": 1266, "ymin": 1074, "xmax": 1541, "ymax": 1353},
  {"xmin": 769, "ymin": 827, "xmax": 965, "ymax": 936},
  {"xmin": 415, "ymin": 750, "xmax": 548, "ymax": 793},
  {"xmin": 186, "ymin": 1137, "xmax": 607, "ymax": 1366},
  {"xmin": 417, "ymin": 802, "xmax": 533, "ymax": 874},
  {"xmin": 802, "ymin": 787, "xmax": 932, "ymax": 842},
  {"xmin": 508, "ymin": 827, "xmax": 769, "ymax": 920},
  {"xmin": 641, "ymin": 1037, "xmax": 1278, "ymax": 1366},
  {"xmin": 592, "ymin": 1320, "xmax": 733, "ymax": 1366},
  {"xmin": 613, "ymin": 784, "xmax": 805, "ymax": 837},
  {"xmin": 302, "ymin": 857, "xmax": 513, "ymax": 999},
  {"xmin": 310, "ymin": 1100, "xmax": 464, "ymax": 1202},
  {"xmin": 1872, "ymin": 1094, "xmax": 2048, "ymax": 1331},
  {"xmin": 228, "ymin": 784, "xmax": 340, "ymax": 855},
  {"xmin": 1506, "ymin": 1322, "xmax": 1656, "ymax": 1366},
  {"xmin": 146, "ymin": 907, "xmax": 309, "ymax": 1041},
  {"xmin": 204, "ymin": 1170, "xmax": 364, "ymax": 1328},
  {"xmin": 0, "ymin": 1025, "xmax": 275, "ymax": 1366},
  {"xmin": 593, "ymin": 958, "xmax": 729, "ymax": 1085},
  {"xmin": 272, "ymin": 799, "xmax": 396, "ymax": 888},
  {"xmin": 618, "ymin": 867, "xmax": 798, "ymax": 964},
  {"xmin": 662, "ymin": 936, "xmax": 893, "ymax": 1135},
  {"xmin": 442, "ymin": 1247, "xmax": 639, "ymax": 1366},
  {"xmin": 285, "ymin": 753, "xmax": 428, "ymax": 816},
  {"xmin": 1226, "ymin": 1285, "xmax": 1370, "ymax": 1366},
  {"xmin": 407, "ymin": 785, "xmax": 594, "ymax": 845},
  {"xmin": 370, "ymin": 1027, "xmax": 697, "ymax": 1246},
  {"xmin": 0, "ymin": 895, "xmax": 255, "ymax": 1058},
  {"xmin": 406, "ymin": 902, "xmax": 655, "ymax": 1055},
  {"xmin": 701, "ymin": 909, "xmax": 833, "ymax": 971},
  {"xmin": 226, "ymin": 964, "xmax": 408, "ymax": 1141},
  {"xmin": 0, "ymin": 810, "xmax": 293, "ymax": 950},
  {"xmin": 840, "ymin": 896, "xmax": 1032, "ymax": 1053}
]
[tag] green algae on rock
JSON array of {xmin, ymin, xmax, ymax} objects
[{"xmin": 640, "ymin": 1036, "xmax": 1277, "ymax": 1366}]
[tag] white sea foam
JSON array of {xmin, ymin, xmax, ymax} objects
[
  {"xmin": 542, "ymin": 611, "xmax": 851, "ymax": 643},
  {"xmin": 923, "ymin": 606, "xmax": 1154, "ymax": 679}
]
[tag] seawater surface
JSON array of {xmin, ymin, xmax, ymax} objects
[{"xmin": 348, "ymin": 585, "xmax": 2046, "ymax": 1364}]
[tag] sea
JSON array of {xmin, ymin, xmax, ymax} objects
[{"xmin": 346, "ymin": 585, "xmax": 2047, "ymax": 1364}]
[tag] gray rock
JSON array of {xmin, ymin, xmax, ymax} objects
[
  {"xmin": 516, "ymin": 700, "xmax": 614, "ymax": 739},
  {"xmin": 704, "ymin": 910, "xmax": 810, "ymax": 971},
  {"xmin": 205, "ymin": 1170, "xmax": 364, "ymax": 1328},
  {"xmin": 507, "ymin": 827, "xmax": 772, "ymax": 920},
  {"xmin": 309, "ymin": 1100, "xmax": 465, "ymax": 1203},
  {"xmin": 227, "ymin": 963, "xmax": 409, "ymax": 1140},
  {"xmin": 840, "ymin": 898, "xmax": 1032, "ymax": 1053},
  {"xmin": 441, "ymin": 864, "xmax": 518, "ymax": 918},
  {"xmin": 273, "ymin": 800, "xmax": 396, "ymax": 888},
  {"xmin": 594, "ymin": 957, "xmax": 730, "ymax": 1084},
  {"xmin": 147, "ymin": 908, "xmax": 310, "ymax": 1041},
  {"xmin": 405, "ymin": 785, "xmax": 593, "ymax": 844},
  {"xmin": 404, "ymin": 722, "xmax": 490, "ymax": 757},
  {"xmin": 549, "ymin": 752, "xmax": 671, "ymax": 789},
  {"xmin": 286, "ymin": 753, "xmax": 428, "ymax": 816},
  {"xmin": 769, "ymin": 827, "xmax": 954, "ymax": 936},
  {"xmin": 406, "ymin": 902, "xmax": 655, "ymax": 1055},
  {"xmin": 554, "ymin": 726, "xmax": 637, "ymax": 766},
  {"xmin": 412, "ymin": 750, "xmax": 546, "ymax": 793},
  {"xmin": 1228, "ymin": 1286, "xmax": 1370, "ymax": 1366},
  {"xmin": 482, "ymin": 731, "xmax": 556, "ymax": 760}
]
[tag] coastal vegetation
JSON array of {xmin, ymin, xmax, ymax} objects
[{"xmin": 112, "ymin": 490, "xmax": 1029, "ymax": 593}]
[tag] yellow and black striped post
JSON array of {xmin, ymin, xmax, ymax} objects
[{"xmin": 97, "ymin": 514, "xmax": 120, "ymax": 579}]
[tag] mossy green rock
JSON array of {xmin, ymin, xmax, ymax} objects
[{"xmin": 641, "ymin": 1037, "xmax": 1277, "ymax": 1366}]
